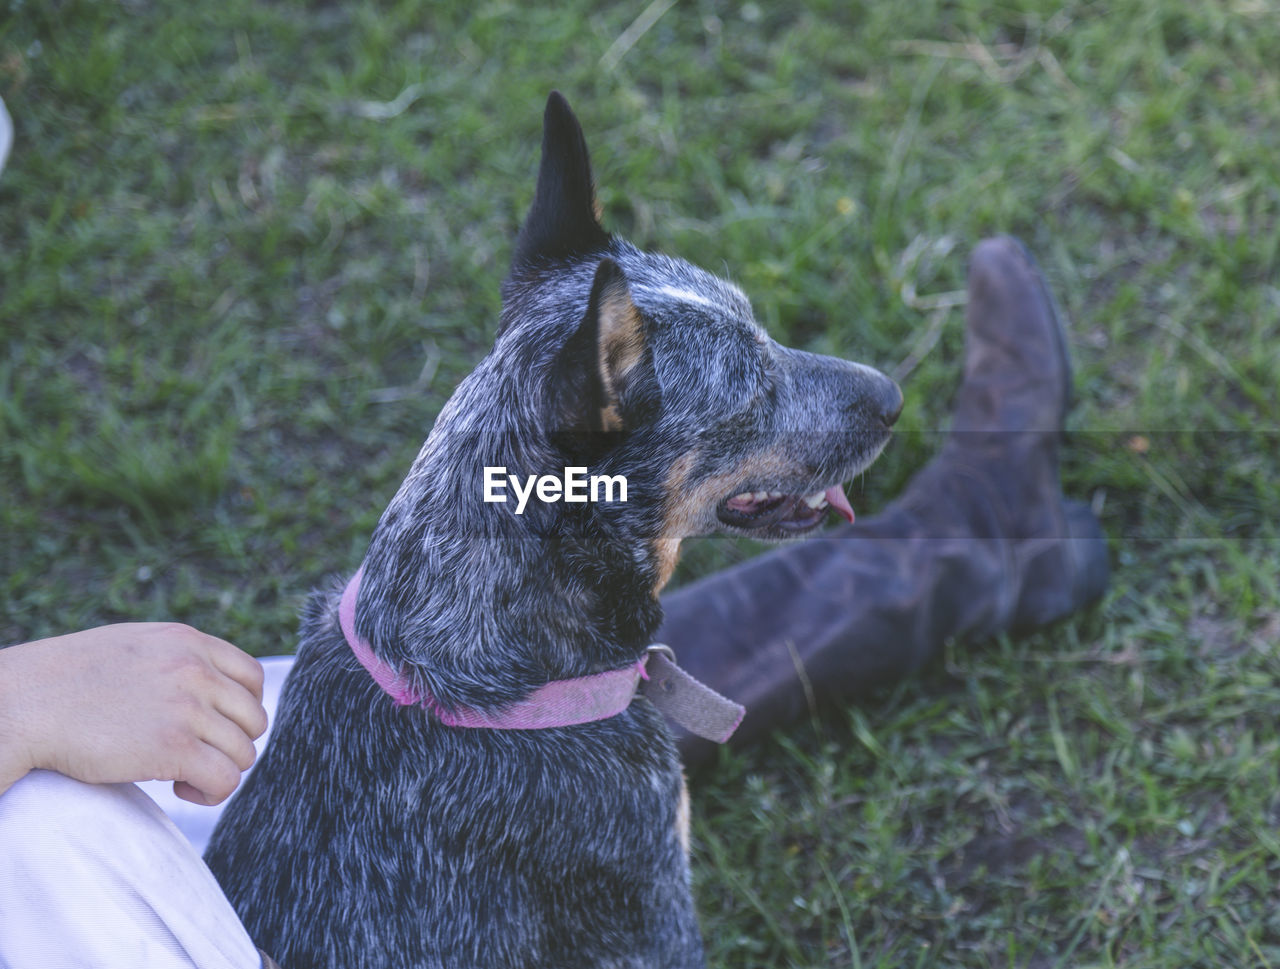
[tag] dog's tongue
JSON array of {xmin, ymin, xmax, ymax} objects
[{"xmin": 825, "ymin": 485, "xmax": 855, "ymax": 523}]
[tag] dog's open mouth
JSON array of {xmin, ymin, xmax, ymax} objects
[{"xmin": 717, "ymin": 485, "xmax": 856, "ymax": 534}]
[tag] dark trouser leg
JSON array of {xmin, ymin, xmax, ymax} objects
[
  {"xmin": 658, "ymin": 237, "xmax": 1110, "ymax": 765},
  {"xmin": 661, "ymin": 481, "xmax": 1105, "ymax": 764}
]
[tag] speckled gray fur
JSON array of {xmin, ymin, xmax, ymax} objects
[{"xmin": 204, "ymin": 93, "xmax": 899, "ymax": 968}]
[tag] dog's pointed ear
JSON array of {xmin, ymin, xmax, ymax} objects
[
  {"xmin": 512, "ymin": 92, "xmax": 611, "ymax": 270},
  {"xmin": 552, "ymin": 258, "xmax": 658, "ymax": 442}
]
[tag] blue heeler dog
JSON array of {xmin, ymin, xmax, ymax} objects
[{"xmin": 205, "ymin": 92, "xmax": 903, "ymax": 968}]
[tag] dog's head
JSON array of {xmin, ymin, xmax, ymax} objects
[
  {"xmin": 356, "ymin": 93, "xmax": 901, "ymax": 701},
  {"xmin": 497, "ymin": 93, "xmax": 902, "ymax": 581}
]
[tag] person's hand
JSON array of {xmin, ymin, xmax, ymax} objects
[{"xmin": 0, "ymin": 623, "xmax": 268, "ymax": 805}]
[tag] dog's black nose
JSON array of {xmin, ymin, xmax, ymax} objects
[{"xmin": 880, "ymin": 379, "xmax": 904, "ymax": 427}]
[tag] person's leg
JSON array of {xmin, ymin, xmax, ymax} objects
[
  {"xmin": 0, "ymin": 769, "xmax": 265, "ymax": 969},
  {"xmin": 660, "ymin": 237, "xmax": 1109, "ymax": 763},
  {"xmin": 0, "ymin": 94, "xmax": 12, "ymax": 176}
]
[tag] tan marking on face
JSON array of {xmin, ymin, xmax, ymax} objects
[
  {"xmin": 653, "ymin": 537, "xmax": 682, "ymax": 594},
  {"xmin": 676, "ymin": 772, "xmax": 691, "ymax": 858},
  {"xmin": 651, "ymin": 446, "xmax": 803, "ymax": 596},
  {"xmin": 650, "ymin": 451, "xmax": 696, "ymax": 596},
  {"xmin": 599, "ymin": 402, "xmax": 624, "ymax": 432}
]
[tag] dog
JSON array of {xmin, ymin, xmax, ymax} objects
[{"xmin": 204, "ymin": 92, "xmax": 903, "ymax": 968}]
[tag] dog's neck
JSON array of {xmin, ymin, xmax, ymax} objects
[{"xmin": 352, "ymin": 361, "xmax": 664, "ymax": 712}]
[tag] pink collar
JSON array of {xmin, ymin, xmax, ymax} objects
[{"xmin": 339, "ymin": 565, "xmax": 744, "ymax": 739}]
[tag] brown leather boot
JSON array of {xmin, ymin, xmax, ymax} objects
[{"xmin": 659, "ymin": 236, "xmax": 1109, "ymax": 765}]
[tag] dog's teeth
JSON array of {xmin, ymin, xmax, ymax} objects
[
  {"xmin": 802, "ymin": 491, "xmax": 828, "ymax": 509},
  {"xmin": 767, "ymin": 491, "xmax": 784, "ymax": 500},
  {"xmin": 752, "ymin": 491, "xmax": 770, "ymax": 502},
  {"xmin": 730, "ymin": 492, "xmax": 754, "ymax": 503}
]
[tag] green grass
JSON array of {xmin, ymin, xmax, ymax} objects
[{"xmin": 2, "ymin": 0, "xmax": 1278, "ymax": 965}]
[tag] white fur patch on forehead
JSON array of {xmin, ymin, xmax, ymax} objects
[
  {"xmin": 652, "ymin": 285, "xmax": 718, "ymax": 309},
  {"xmin": 615, "ymin": 245, "xmax": 756, "ymax": 325},
  {"xmin": 632, "ymin": 279, "xmax": 757, "ymax": 328}
]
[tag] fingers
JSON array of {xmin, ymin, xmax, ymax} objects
[
  {"xmin": 173, "ymin": 780, "xmax": 215, "ymax": 806},
  {"xmin": 154, "ymin": 705, "xmax": 257, "ymax": 806},
  {"xmin": 174, "ymin": 624, "xmax": 269, "ymax": 741},
  {"xmin": 198, "ymin": 630, "xmax": 266, "ymax": 703},
  {"xmin": 173, "ymin": 734, "xmax": 253, "ymax": 807},
  {"xmin": 173, "ymin": 689, "xmax": 264, "ymax": 806},
  {"xmin": 200, "ymin": 707, "xmax": 260, "ymax": 773},
  {"xmin": 152, "ymin": 625, "xmax": 271, "ymax": 805},
  {"xmin": 211, "ymin": 665, "xmax": 270, "ymax": 742}
]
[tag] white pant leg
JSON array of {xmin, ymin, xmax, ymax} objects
[
  {"xmin": 0, "ymin": 94, "xmax": 12, "ymax": 175},
  {"xmin": 138, "ymin": 655, "xmax": 295, "ymax": 854},
  {"xmin": 0, "ymin": 770, "xmax": 261, "ymax": 969}
]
